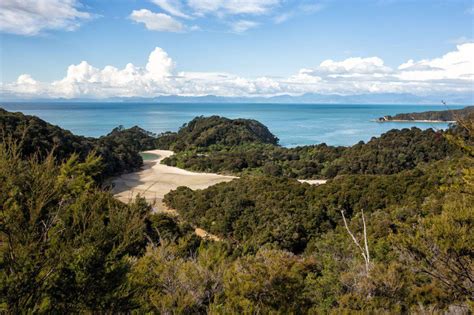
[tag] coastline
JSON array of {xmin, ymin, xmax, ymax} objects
[
  {"xmin": 374, "ymin": 119, "xmax": 455, "ymax": 123},
  {"xmin": 112, "ymin": 150, "xmax": 328, "ymax": 211},
  {"xmin": 112, "ymin": 149, "xmax": 237, "ymax": 211}
]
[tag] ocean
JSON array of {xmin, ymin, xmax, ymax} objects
[{"xmin": 0, "ymin": 103, "xmax": 461, "ymax": 147}]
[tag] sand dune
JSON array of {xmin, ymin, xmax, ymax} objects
[{"xmin": 112, "ymin": 149, "xmax": 237, "ymax": 211}]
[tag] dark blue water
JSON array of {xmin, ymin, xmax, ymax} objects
[{"xmin": 1, "ymin": 103, "xmax": 460, "ymax": 147}]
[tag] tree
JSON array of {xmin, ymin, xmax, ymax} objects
[
  {"xmin": 0, "ymin": 141, "xmax": 150, "ymax": 312},
  {"xmin": 341, "ymin": 209, "xmax": 371, "ymax": 275}
]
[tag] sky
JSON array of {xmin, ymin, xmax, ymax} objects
[{"xmin": 0, "ymin": 0, "xmax": 473, "ymax": 99}]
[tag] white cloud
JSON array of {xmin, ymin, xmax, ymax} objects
[
  {"xmin": 231, "ymin": 20, "xmax": 259, "ymax": 33},
  {"xmin": 7, "ymin": 74, "xmax": 41, "ymax": 95},
  {"xmin": 139, "ymin": 0, "xmax": 320, "ymax": 33},
  {"xmin": 151, "ymin": 0, "xmax": 191, "ymax": 19},
  {"xmin": 397, "ymin": 43, "xmax": 474, "ymax": 81},
  {"xmin": 316, "ymin": 57, "xmax": 392, "ymax": 76},
  {"xmin": 2, "ymin": 43, "xmax": 473, "ymax": 99},
  {"xmin": 45, "ymin": 47, "xmax": 175, "ymax": 98},
  {"xmin": 146, "ymin": 47, "xmax": 175, "ymax": 79},
  {"xmin": 130, "ymin": 9, "xmax": 184, "ymax": 32},
  {"xmin": 0, "ymin": 0, "xmax": 91, "ymax": 36},
  {"xmin": 188, "ymin": 0, "xmax": 280, "ymax": 15}
]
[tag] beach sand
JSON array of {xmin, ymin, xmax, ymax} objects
[
  {"xmin": 112, "ymin": 149, "xmax": 237, "ymax": 211},
  {"xmin": 112, "ymin": 149, "xmax": 326, "ymax": 241},
  {"xmin": 297, "ymin": 179, "xmax": 328, "ymax": 185},
  {"xmin": 113, "ymin": 149, "xmax": 327, "ymax": 210}
]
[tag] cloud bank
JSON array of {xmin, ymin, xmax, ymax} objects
[{"xmin": 2, "ymin": 43, "xmax": 473, "ymax": 99}]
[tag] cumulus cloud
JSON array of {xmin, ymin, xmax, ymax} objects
[
  {"xmin": 130, "ymin": 9, "xmax": 184, "ymax": 32},
  {"xmin": 0, "ymin": 0, "xmax": 91, "ymax": 36},
  {"xmin": 7, "ymin": 74, "xmax": 42, "ymax": 95},
  {"xmin": 2, "ymin": 43, "xmax": 473, "ymax": 99},
  {"xmin": 316, "ymin": 57, "xmax": 392, "ymax": 76},
  {"xmin": 397, "ymin": 43, "xmax": 474, "ymax": 82}
]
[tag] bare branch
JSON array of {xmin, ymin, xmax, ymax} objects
[
  {"xmin": 361, "ymin": 209, "xmax": 370, "ymax": 264},
  {"xmin": 341, "ymin": 209, "xmax": 370, "ymax": 275}
]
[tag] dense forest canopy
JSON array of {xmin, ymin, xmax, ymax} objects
[
  {"xmin": 1, "ymin": 107, "xmax": 473, "ymax": 313},
  {"xmin": 378, "ymin": 105, "xmax": 474, "ymax": 121},
  {"xmin": 164, "ymin": 160, "xmax": 453, "ymax": 254},
  {"xmin": 156, "ymin": 115, "xmax": 279, "ymax": 151},
  {"xmin": 0, "ymin": 108, "xmax": 157, "ymax": 178},
  {"xmin": 163, "ymin": 126, "xmax": 461, "ymax": 179}
]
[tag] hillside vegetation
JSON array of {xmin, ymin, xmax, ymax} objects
[
  {"xmin": 163, "ymin": 126, "xmax": 461, "ymax": 178},
  {"xmin": 0, "ymin": 109, "xmax": 156, "ymax": 178},
  {"xmin": 1, "ymin": 108, "xmax": 473, "ymax": 313},
  {"xmin": 156, "ymin": 115, "xmax": 279, "ymax": 151},
  {"xmin": 378, "ymin": 105, "xmax": 474, "ymax": 121}
]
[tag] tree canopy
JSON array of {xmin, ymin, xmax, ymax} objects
[{"xmin": 1, "ymin": 108, "xmax": 472, "ymax": 313}]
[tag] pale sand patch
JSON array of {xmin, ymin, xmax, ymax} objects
[
  {"xmin": 112, "ymin": 149, "xmax": 326, "ymax": 242},
  {"xmin": 112, "ymin": 149, "xmax": 237, "ymax": 211},
  {"xmin": 297, "ymin": 179, "xmax": 327, "ymax": 185}
]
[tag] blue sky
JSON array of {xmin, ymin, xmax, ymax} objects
[{"xmin": 1, "ymin": 0, "xmax": 473, "ymax": 99}]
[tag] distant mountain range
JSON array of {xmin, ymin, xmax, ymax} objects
[{"xmin": 2, "ymin": 92, "xmax": 473, "ymax": 105}]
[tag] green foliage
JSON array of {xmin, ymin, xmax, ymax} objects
[
  {"xmin": 391, "ymin": 117, "xmax": 474, "ymax": 310},
  {"xmin": 1, "ymin": 110, "xmax": 472, "ymax": 313},
  {"xmin": 396, "ymin": 158, "xmax": 474, "ymax": 305},
  {"xmin": 0, "ymin": 108, "xmax": 157, "ymax": 178},
  {"xmin": 164, "ymin": 127, "xmax": 458, "ymax": 179},
  {"xmin": 0, "ymin": 142, "xmax": 151, "ymax": 312},
  {"xmin": 106, "ymin": 125, "xmax": 158, "ymax": 152},
  {"xmin": 164, "ymin": 162, "xmax": 449, "ymax": 254},
  {"xmin": 163, "ymin": 142, "xmax": 346, "ymax": 178},
  {"xmin": 213, "ymin": 249, "xmax": 318, "ymax": 314},
  {"xmin": 156, "ymin": 115, "xmax": 279, "ymax": 151},
  {"xmin": 129, "ymin": 244, "xmax": 225, "ymax": 313},
  {"xmin": 379, "ymin": 105, "xmax": 473, "ymax": 122},
  {"xmin": 57, "ymin": 153, "xmax": 102, "ymax": 195}
]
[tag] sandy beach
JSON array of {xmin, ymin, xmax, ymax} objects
[
  {"xmin": 297, "ymin": 179, "xmax": 327, "ymax": 185},
  {"xmin": 112, "ymin": 149, "xmax": 327, "ymax": 212},
  {"xmin": 112, "ymin": 149, "xmax": 237, "ymax": 211}
]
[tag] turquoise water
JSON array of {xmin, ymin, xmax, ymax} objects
[
  {"xmin": 1, "ymin": 103, "xmax": 461, "ymax": 147},
  {"xmin": 140, "ymin": 152, "xmax": 160, "ymax": 160}
]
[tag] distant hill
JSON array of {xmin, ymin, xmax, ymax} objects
[
  {"xmin": 3, "ymin": 92, "xmax": 473, "ymax": 105},
  {"xmin": 156, "ymin": 116, "xmax": 279, "ymax": 151},
  {"xmin": 378, "ymin": 106, "xmax": 474, "ymax": 122}
]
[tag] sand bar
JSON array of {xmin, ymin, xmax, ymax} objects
[
  {"xmin": 113, "ymin": 149, "xmax": 327, "ymax": 211},
  {"xmin": 112, "ymin": 149, "xmax": 237, "ymax": 211}
]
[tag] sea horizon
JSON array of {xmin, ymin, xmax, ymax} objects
[{"xmin": 1, "ymin": 102, "xmax": 462, "ymax": 147}]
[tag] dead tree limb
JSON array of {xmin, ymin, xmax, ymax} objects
[{"xmin": 341, "ymin": 210, "xmax": 371, "ymax": 275}]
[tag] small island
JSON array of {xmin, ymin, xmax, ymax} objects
[{"xmin": 377, "ymin": 106, "xmax": 473, "ymax": 122}]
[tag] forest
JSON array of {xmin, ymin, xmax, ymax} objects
[
  {"xmin": 0, "ymin": 109, "xmax": 157, "ymax": 179},
  {"xmin": 378, "ymin": 105, "xmax": 474, "ymax": 122},
  {"xmin": 1, "ymin": 107, "xmax": 473, "ymax": 313},
  {"xmin": 161, "ymin": 121, "xmax": 463, "ymax": 179}
]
